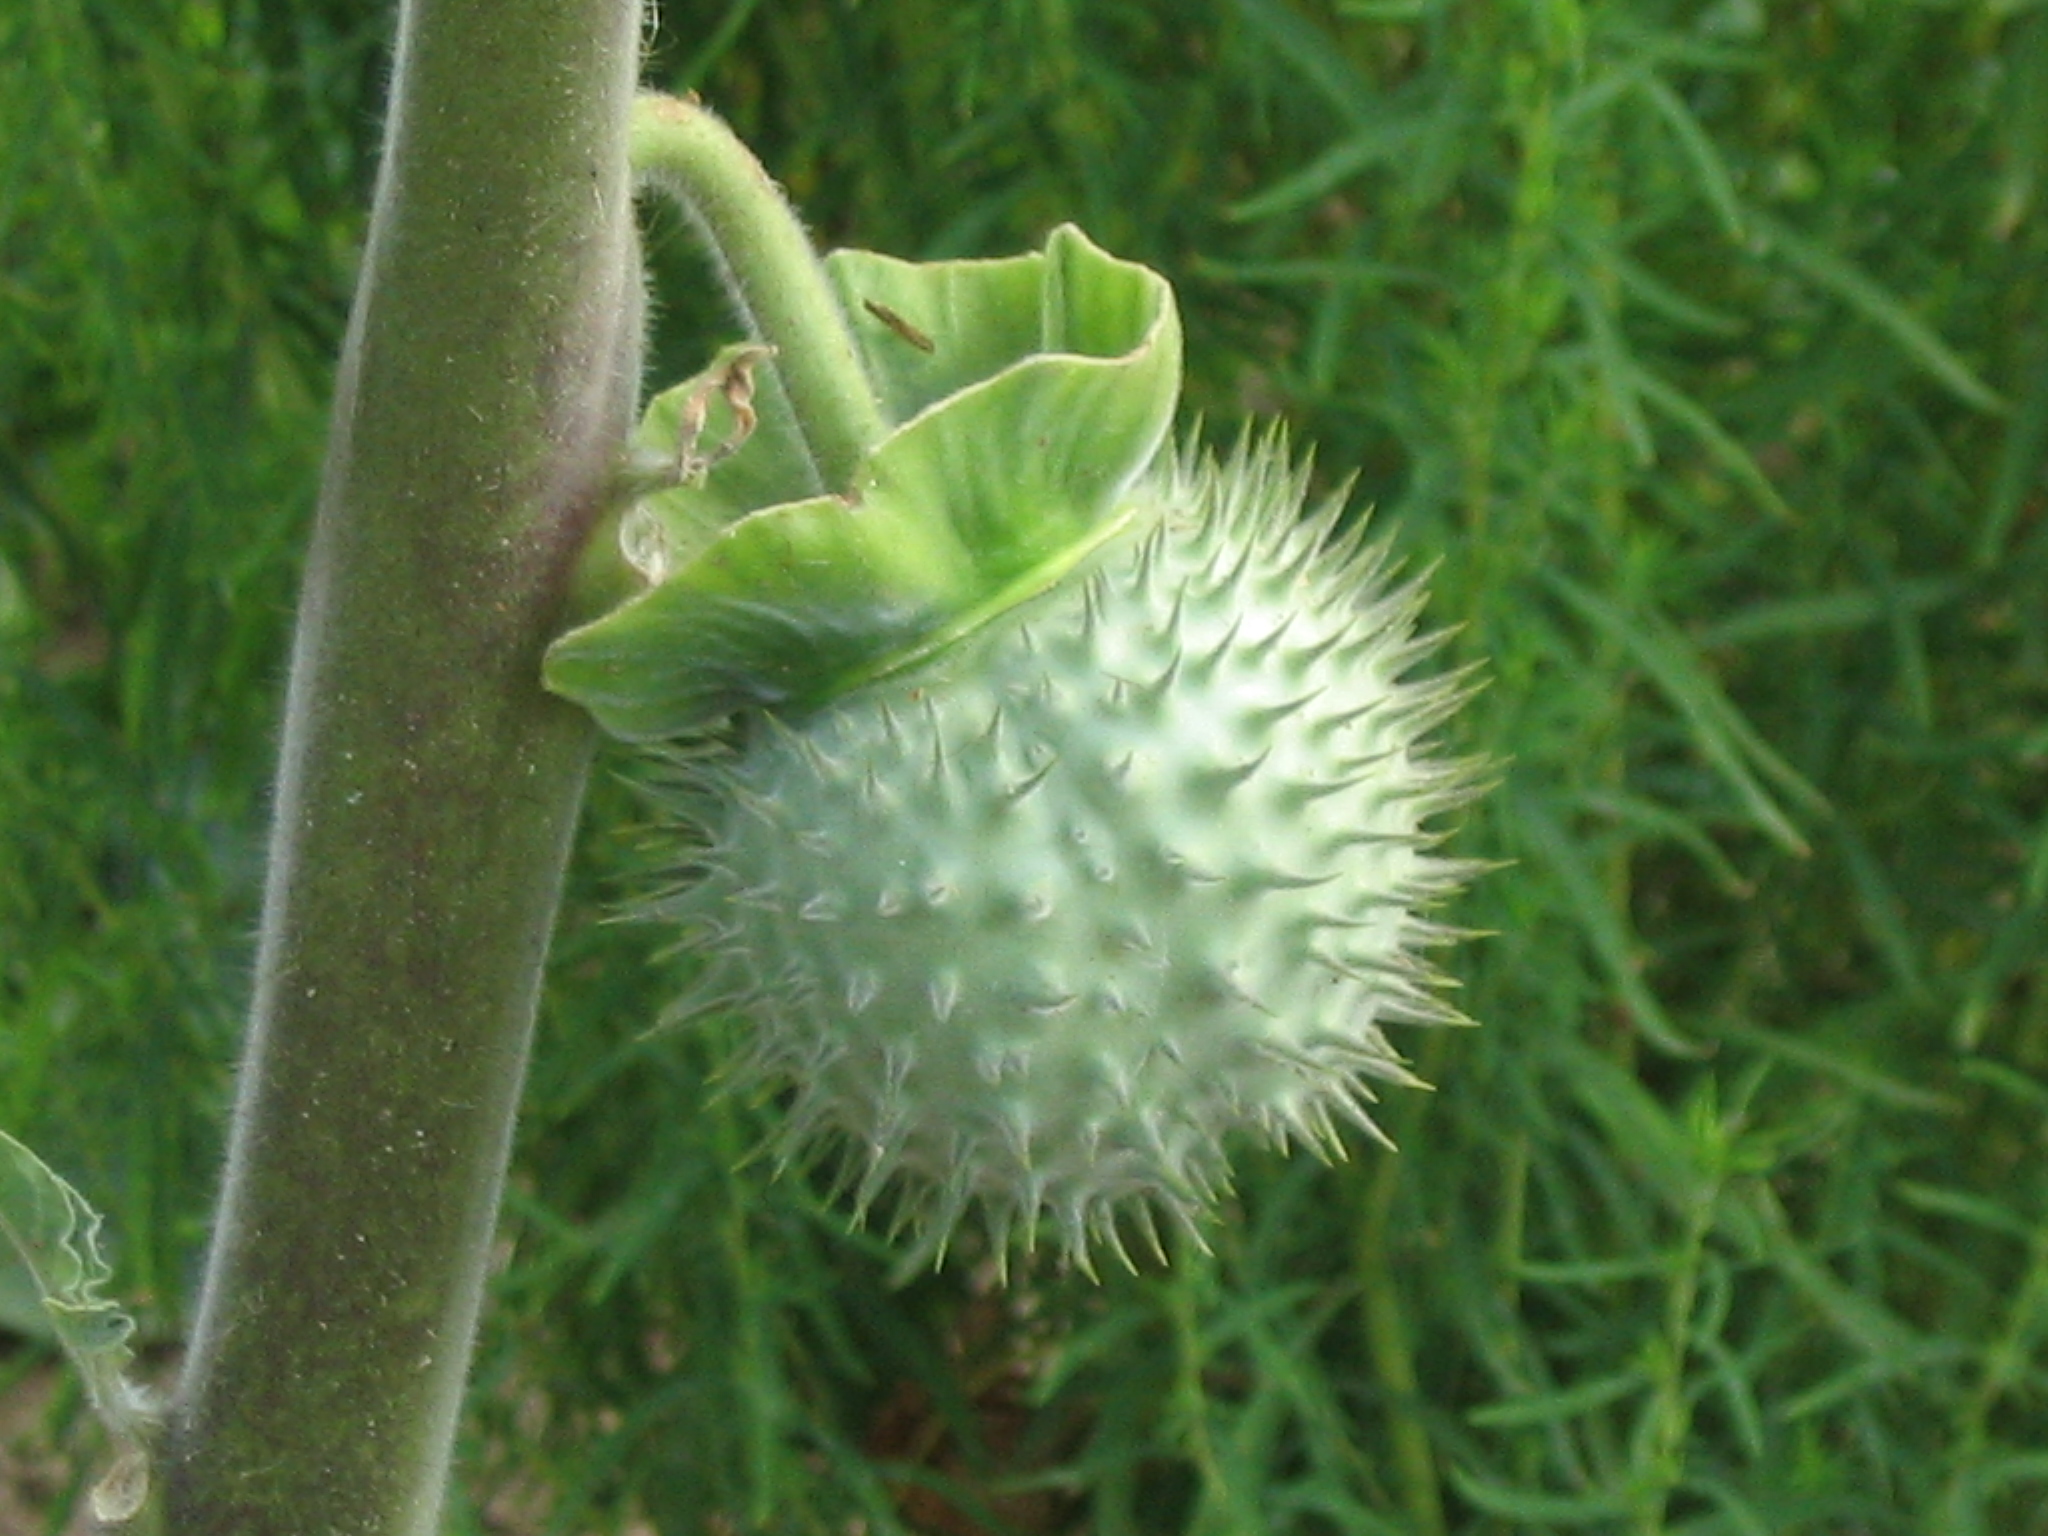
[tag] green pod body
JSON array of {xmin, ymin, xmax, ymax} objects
[{"xmin": 656, "ymin": 437, "xmax": 1485, "ymax": 1271}]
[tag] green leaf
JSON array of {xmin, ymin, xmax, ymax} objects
[
  {"xmin": 1467, "ymin": 1367, "xmax": 1649, "ymax": 1427},
  {"xmin": 547, "ymin": 224, "xmax": 1181, "ymax": 739},
  {"xmin": 1543, "ymin": 572, "xmax": 1827, "ymax": 854},
  {"xmin": 0, "ymin": 1129, "xmax": 157, "ymax": 1523},
  {"xmin": 1549, "ymin": 1041, "xmax": 1716, "ymax": 1218},
  {"xmin": 1751, "ymin": 211, "xmax": 2007, "ymax": 415},
  {"xmin": 1976, "ymin": 295, "xmax": 2048, "ymax": 569},
  {"xmin": 1616, "ymin": 355, "xmax": 1797, "ymax": 524},
  {"xmin": 1225, "ymin": 118, "xmax": 1422, "ymax": 224},
  {"xmin": 1516, "ymin": 788, "xmax": 1703, "ymax": 1057},
  {"xmin": 1720, "ymin": 1020, "xmax": 1958, "ymax": 1115},
  {"xmin": 1514, "ymin": 1252, "xmax": 1686, "ymax": 1286},
  {"xmin": 1632, "ymin": 70, "xmax": 1747, "ymax": 242},
  {"xmin": 1447, "ymin": 1464, "xmax": 1635, "ymax": 1524}
]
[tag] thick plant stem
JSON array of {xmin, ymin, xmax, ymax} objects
[
  {"xmin": 631, "ymin": 94, "xmax": 889, "ymax": 494},
  {"xmin": 162, "ymin": 1, "xmax": 644, "ymax": 1532}
]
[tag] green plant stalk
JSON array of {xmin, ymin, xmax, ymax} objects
[
  {"xmin": 161, "ymin": 1, "xmax": 644, "ymax": 1531},
  {"xmin": 1942, "ymin": 1220, "xmax": 2048, "ymax": 1522},
  {"xmin": 1356, "ymin": 1049, "xmax": 1448, "ymax": 1536},
  {"xmin": 1633, "ymin": 1188, "xmax": 1712, "ymax": 1534},
  {"xmin": 630, "ymin": 93, "xmax": 889, "ymax": 496}
]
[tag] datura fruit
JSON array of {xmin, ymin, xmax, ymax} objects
[{"xmin": 545, "ymin": 95, "xmax": 1487, "ymax": 1273}]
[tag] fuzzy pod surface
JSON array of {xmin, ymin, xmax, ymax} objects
[{"xmin": 651, "ymin": 436, "xmax": 1486, "ymax": 1271}]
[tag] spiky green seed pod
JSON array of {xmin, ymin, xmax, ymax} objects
[
  {"xmin": 651, "ymin": 435, "xmax": 1485, "ymax": 1271},
  {"xmin": 547, "ymin": 96, "xmax": 1487, "ymax": 1275}
]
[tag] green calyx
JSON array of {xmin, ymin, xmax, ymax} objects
[{"xmin": 544, "ymin": 94, "xmax": 1182, "ymax": 740}]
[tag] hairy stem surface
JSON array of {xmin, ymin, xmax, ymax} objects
[{"xmin": 163, "ymin": 1, "xmax": 644, "ymax": 1531}]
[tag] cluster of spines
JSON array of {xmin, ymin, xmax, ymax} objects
[{"xmin": 650, "ymin": 430, "xmax": 1490, "ymax": 1275}]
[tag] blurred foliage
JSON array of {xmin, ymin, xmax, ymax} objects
[
  {"xmin": 0, "ymin": 0, "xmax": 387, "ymax": 1334},
  {"xmin": 6, "ymin": 0, "xmax": 2048, "ymax": 1533}
]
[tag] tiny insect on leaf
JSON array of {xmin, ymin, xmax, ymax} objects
[{"xmin": 862, "ymin": 298, "xmax": 936, "ymax": 354}]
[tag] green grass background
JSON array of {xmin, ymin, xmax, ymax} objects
[{"xmin": 4, "ymin": 0, "xmax": 2046, "ymax": 1531}]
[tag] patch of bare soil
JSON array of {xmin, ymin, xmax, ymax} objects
[{"xmin": 0, "ymin": 1342, "xmax": 90, "ymax": 1536}]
